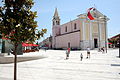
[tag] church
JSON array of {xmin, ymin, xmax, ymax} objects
[{"xmin": 52, "ymin": 8, "xmax": 109, "ymax": 50}]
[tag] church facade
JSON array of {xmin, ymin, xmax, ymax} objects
[{"xmin": 52, "ymin": 8, "xmax": 109, "ymax": 50}]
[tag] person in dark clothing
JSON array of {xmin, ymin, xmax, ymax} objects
[
  {"xmin": 80, "ymin": 53, "xmax": 83, "ymax": 61},
  {"xmin": 86, "ymin": 47, "xmax": 90, "ymax": 59},
  {"xmin": 101, "ymin": 47, "xmax": 105, "ymax": 53}
]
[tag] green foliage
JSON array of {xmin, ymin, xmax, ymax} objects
[{"xmin": 0, "ymin": 0, "xmax": 47, "ymax": 45}]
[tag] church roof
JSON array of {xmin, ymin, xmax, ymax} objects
[
  {"xmin": 53, "ymin": 8, "xmax": 59, "ymax": 18},
  {"xmin": 77, "ymin": 8, "xmax": 109, "ymax": 21}
]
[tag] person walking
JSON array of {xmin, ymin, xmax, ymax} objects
[
  {"xmin": 66, "ymin": 48, "xmax": 70, "ymax": 60},
  {"xmin": 101, "ymin": 47, "xmax": 105, "ymax": 53},
  {"xmin": 80, "ymin": 53, "xmax": 83, "ymax": 61},
  {"xmin": 86, "ymin": 47, "xmax": 90, "ymax": 59}
]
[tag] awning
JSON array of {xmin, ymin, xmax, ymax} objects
[
  {"xmin": 107, "ymin": 43, "xmax": 112, "ymax": 44},
  {"xmin": 22, "ymin": 43, "xmax": 39, "ymax": 47},
  {"xmin": 22, "ymin": 43, "xmax": 28, "ymax": 47},
  {"xmin": 32, "ymin": 44, "xmax": 39, "ymax": 46}
]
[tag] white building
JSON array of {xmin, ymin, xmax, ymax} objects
[{"xmin": 52, "ymin": 8, "xmax": 109, "ymax": 50}]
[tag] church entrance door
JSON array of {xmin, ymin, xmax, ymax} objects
[
  {"xmin": 94, "ymin": 39, "xmax": 98, "ymax": 48},
  {"xmin": 68, "ymin": 42, "xmax": 70, "ymax": 48}
]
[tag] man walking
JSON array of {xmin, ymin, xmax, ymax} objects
[
  {"xmin": 66, "ymin": 48, "xmax": 70, "ymax": 59},
  {"xmin": 80, "ymin": 53, "xmax": 83, "ymax": 61},
  {"xmin": 86, "ymin": 47, "xmax": 90, "ymax": 59}
]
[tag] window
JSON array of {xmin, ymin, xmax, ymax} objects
[
  {"xmin": 74, "ymin": 23, "xmax": 77, "ymax": 29},
  {"xmin": 53, "ymin": 21, "xmax": 55, "ymax": 25},
  {"xmin": 65, "ymin": 26, "xmax": 67, "ymax": 32},
  {"xmin": 57, "ymin": 21, "xmax": 59, "ymax": 25},
  {"xmin": 55, "ymin": 21, "xmax": 60, "ymax": 25},
  {"xmin": 56, "ymin": 21, "xmax": 58, "ymax": 25}
]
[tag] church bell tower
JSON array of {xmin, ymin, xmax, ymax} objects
[
  {"xmin": 52, "ymin": 8, "xmax": 60, "ymax": 49},
  {"xmin": 52, "ymin": 8, "xmax": 60, "ymax": 26}
]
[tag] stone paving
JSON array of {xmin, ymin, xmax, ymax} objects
[{"xmin": 0, "ymin": 49, "xmax": 120, "ymax": 80}]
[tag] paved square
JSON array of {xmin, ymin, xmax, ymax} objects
[{"xmin": 0, "ymin": 49, "xmax": 120, "ymax": 80}]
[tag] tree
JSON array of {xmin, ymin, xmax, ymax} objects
[{"xmin": 0, "ymin": 0, "xmax": 47, "ymax": 80}]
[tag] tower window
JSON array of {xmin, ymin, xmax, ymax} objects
[
  {"xmin": 53, "ymin": 21, "xmax": 55, "ymax": 25},
  {"xmin": 65, "ymin": 26, "xmax": 67, "ymax": 32},
  {"xmin": 57, "ymin": 21, "xmax": 59, "ymax": 25},
  {"xmin": 56, "ymin": 21, "xmax": 57, "ymax": 24},
  {"xmin": 74, "ymin": 23, "xmax": 77, "ymax": 29}
]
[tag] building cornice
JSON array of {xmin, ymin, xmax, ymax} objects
[{"xmin": 55, "ymin": 30, "xmax": 80, "ymax": 37}]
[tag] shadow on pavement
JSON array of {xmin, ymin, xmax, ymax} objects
[
  {"xmin": 0, "ymin": 56, "xmax": 46, "ymax": 64},
  {"xmin": 111, "ymin": 64, "xmax": 120, "ymax": 66},
  {"xmin": 116, "ymin": 56, "xmax": 120, "ymax": 58}
]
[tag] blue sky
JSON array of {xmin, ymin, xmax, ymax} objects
[
  {"xmin": 32, "ymin": 0, "xmax": 120, "ymax": 42},
  {"xmin": 0, "ymin": 0, "xmax": 120, "ymax": 42}
]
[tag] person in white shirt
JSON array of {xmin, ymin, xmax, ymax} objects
[{"xmin": 86, "ymin": 47, "xmax": 90, "ymax": 59}]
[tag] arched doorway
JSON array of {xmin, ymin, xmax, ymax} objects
[{"xmin": 68, "ymin": 42, "xmax": 70, "ymax": 48}]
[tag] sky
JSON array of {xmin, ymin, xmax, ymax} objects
[
  {"xmin": 1, "ymin": 0, "xmax": 120, "ymax": 42},
  {"xmin": 32, "ymin": 0, "xmax": 120, "ymax": 42}
]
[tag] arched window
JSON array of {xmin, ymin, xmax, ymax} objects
[
  {"xmin": 65, "ymin": 26, "xmax": 67, "ymax": 32},
  {"xmin": 74, "ymin": 23, "xmax": 77, "ymax": 29},
  {"xmin": 53, "ymin": 21, "xmax": 55, "ymax": 25},
  {"xmin": 56, "ymin": 21, "xmax": 57, "ymax": 24},
  {"xmin": 57, "ymin": 21, "xmax": 59, "ymax": 25}
]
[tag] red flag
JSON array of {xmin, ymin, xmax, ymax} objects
[{"xmin": 87, "ymin": 7, "xmax": 95, "ymax": 20}]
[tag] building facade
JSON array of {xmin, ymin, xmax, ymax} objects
[
  {"xmin": 52, "ymin": 8, "xmax": 109, "ymax": 50},
  {"xmin": 39, "ymin": 36, "xmax": 52, "ymax": 49},
  {"xmin": 108, "ymin": 34, "xmax": 120, "ymax": 48}
]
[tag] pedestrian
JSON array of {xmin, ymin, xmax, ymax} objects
[
  {"xmin": 66, "ymin": 50, "xmax": 69, "ymax": 59},
  {"xmin": 86, "ymin": 47, "xmax": 90, "ymax": 59},
  {"xmin": 101, "ymin": 47, "xmax": 105, "ymax": 53},
  {"xmin": 98, "ymin": 48, "xmax": 101, "ymax": 52},
  {"xmin": 80, "ymin": 53, "xmax": 83, "ymax": 61},
  {"xmin": 9, "ymin": 49, "xmax": 14, "ymax": 55},
  {"xmin": 68, "ymin": 47, "xmax": 70, "ymax": 54},
  {"xmin": 66, "ymin": 48, "xmax": 70, "ymax": 60}
]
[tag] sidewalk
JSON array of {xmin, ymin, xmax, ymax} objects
[{"xmin": 0, "ymin": 49, "xmax": 120, "ymax": 80}]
